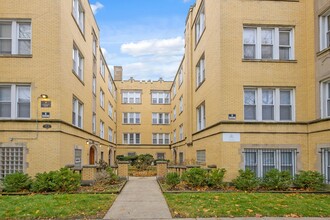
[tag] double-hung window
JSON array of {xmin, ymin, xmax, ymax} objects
[
  {"xmin": 196, "ymin": 55, "xmax": 205, "ymax": 87},
  {"xmin": 0, "ymin": 20, "xmax": 31, "ymax": 55},
  {"xmin": 72, "ymin": 45, "xmax": 84, "ymax": 81},
  {"xmin": 173, "ymin": 106, "xmax": 177, "ymax": 120},
  {"xmin": 100, "ymin": 89, "xmax": 104, "ymax": 108},
  {"xmin": 108, "ymin": 75, "xmax": 114, "ymax": 95},
  {"xmin": 321, "ymin": 148, "xmax": 330, "ymax": 184},
  {"xmin": 173, "ymin": 129, "xmax": 177, "ymax": 143},
  {"xmin": 243, "ymin": 26, "xmax": 294, "ymax": 60},
  {"xmin": 320, "ymin": 11, "xmax": 330, "ymax": 51},
  {"xmin": 92, "ymin": 75, "xmax": 96, "ymax": 95},
  {"xmin": 72, "ymin": 0, "xmax": 84, "ymax": 32},
  {"xmin": 123, "ymin": 133, "xmax": 140, "ymax": 144},
  {"xmin": 108, "ymin": 127, "xmax": 113, "ymax": 142},
  {"xmin": 122, "ymin": 91, "xmax": 141, "ymax": 104},
  {"xmin": 179, "ymin": 96, "xmax": 183, "ymax": 113},
  {"xmin": 92, "ymin": 113, "xmax": 96, "ymax": 134},
  {"xmin": 179, "ymin": 66, "xmax": 183, "ymax": 86},
  {"xmin": 197, "ymin": 103, "xmax": 206, "ymax": 131},
  {"xmin": 244, "ymin": 148, "xmax": 297, "ymax": 177},
  {"xmin": 123, "ymin": 112, "xmax": 140, "ymax": 124},
  {"xmin": 195, "ymin": 2, "xmax": 205, "ymax": 44},
  {"xmin": 100, "ymin": 120, "xmax": 104, "ymax": 138},
  {"xmin": 179, "ymin": 124, "xmax": 184, "ymax": 141},
  {"xmin": 72, "ymin": 97, "xmax": 83, "ymax": 128},
  {"xmin": 152, "ymin": 133, "xmax": 170, "ymax": 145},
  {"xmin": 244, "ymin": 88, "xmax": 294, "ymax": 121},
  {"xmin": 152, "ymin": 113, "xmax": 170, "ymax": 125},
  {"xmin": 108, "ymin": 102, "xmax": 113, "ymax": 118},
  {"xmin": 320, "ymin": 80, "xmax": 330, "ymax": 118},
  {"xmin": 0, "ymin": 85, "xmax": 31, "ymax": 119},
  {"xmin": 100, "ymin": 58, "xmax": 105, "ymax": 79},
  {"xmin": 151, "ymin": 91, "xmax": 170, "ymax": 104},
  {"xmin": 196, "ymin": 150, "xmax": 206, "ymax": 164},
  {"xmin": 172, "ymin": 83, "xmax": 176, "ymax": 98}
]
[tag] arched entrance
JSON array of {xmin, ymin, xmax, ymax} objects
[
  {"xmin": 172, "ymin": 148, "xmax": 177, "ymax": 164},
  {"xmin": 89, "ymin": 146, "xmax": 97, "ymax": 165}
]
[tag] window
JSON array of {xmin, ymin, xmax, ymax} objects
[
  {"xmin": 74, "ymin": 148, "xmax": 82, "ymax": 169},
  {"xmin": 196, "ymin": 150, "xmax": 206, "ymax": 164},
  {"xmin": 320, "ymin": 12, "xmax": 330, "ymax": 51},
  {"xmin": 197, "ymin": 103, "xmax": 206, "ymax": 131},
  {"xmin": 108, "ymin": 74, "xmax": 114, "ymax": 95},
  {"xmin": 92, "ymin": 113, "xmax": 96, "ymax": 134},
  {"xmin": 152, "ymin": 113, "xmax": 170, "ymax": 125},
  {"xmin": 123, "ymin": 133, "xmax": 140, "ymax": 144},
  {"xmin": 72, "ymin": 0, "xmax": 84, "ymax": 32},
  {"xmin": 151, "ymin": 91, "xmax": 170, "ymax": 104},
  {"xmin": 152, "ymin": 133, "xmax": 170, "ymax": 145},
  {"xmin": 92, "ymin": 33, "xmax": 97, "ymax": 56},
  {"xmin": 173, "ymin": 130, "xmax": 177, "ymax": 143},
  {"xmin": 0, "ymin": 146, "xmax": 25, "ymax": 179},
  {"xmin": 122, "ymin": 91, "xmax": 141, "ymax": 104},
  {"xmin": 173, "ymin": 106, "xmax": 177, "ymax": 120},
  {"xmin": 100, "ymin": 90, "xmax": 104, "ymax": 108},
  {"xmin": 244, "ymin": 148, "xmax": 297, "ymax": 177},
  {"xmin": 179, "ymin": 152, "xmax": 184, "ymax": 164},
  {"xmin": 108, "ymin": 102, "xmax": 113, "ymax": 118},
  {"xmin": 244, "ymin": 88, "xmax": 294, "ymax": 121},
  {"xmin": 92, "ymin": 75, "xmax": 96, "ymax": 95},
  {"xmin": 321, "ymin": 148, "xmax": 330, "ymax": 184},
  {"xmin": 72, "ymin": 97, "xmax": 83, "ymax": 128},
  {"xmin": 179, "ymin": 96, "xmax": 183, "ymax": 113},
  {"xmin": 157, "ymin": 153, "xmax": 165, "ymax": 160},
  {"xmin": 179, "ymin": 66, "xmax": 183, "ymax": 86},
  {"xmin": 0, "ymin": 20, "xmax": 31, "ymax": 55},
  {"xmin": 114, "ymin": 132, "xmax": 117, "ymax": 143},
  {"xmin": 179, "ymin": 124, "xmax": 184, "ymax": 141},
  {"xmin": 100, "ymin": 58, "xmax": 105, "ymax": 79},
  {"xmin": 243, "ymin": 27, "xmax": 294, "ymax": 60},
  {"xmin": 320, "ymin": 81, "xmax": 330, "ymax": 118},
  {"xmin": 172, "ymin": 83, "xmax": 176, "ymax": 98},
  {"xmin": 122, "ymin": 112, "xmax": 140, "ymax": 124},
  {"xmin": 108, "ymin": 127, "xmax": 113, "ymax": 142},
  {"xmin": 196, "ymin": 56, "xmax": 205, "ymax": 87},
  {"xmin": 100, "ymin": 120, "xmax": 104, "ymax": 138},
  {"xmin": 128, "ymin": 152, "xmax": 136, "ymax": 157},
  {"xmin": 72, "ymin": 45, "xmax": 84, "ymax": 81},
  {"xmin": 195, "ymin": 2, "xmax": 205, "ymax": 44},
  {"xmin": 0, "ymin": 85, "xmax": 31, "ymax": 119}
]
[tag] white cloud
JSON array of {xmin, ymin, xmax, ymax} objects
[
  {"xmin": 120, "ymin": 37, "xmax": 184, "ymax": 57},
  {"xmin": 183, "ymin": 0, "xmax": 191, "ymax": 3},
  {"xmin": 90, "ymin": 2, "xmax": 104, "ymax": 14}
]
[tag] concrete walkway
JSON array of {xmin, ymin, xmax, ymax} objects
[{"xmin": 103, "ymin": 176, "xmax": 172, "ymax": 219}]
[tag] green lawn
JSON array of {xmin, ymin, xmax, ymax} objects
[
  {"xmin": 0, "ymin": 194, "xmax": 116, "ymax": 219},
  {"xmin": 164, "ymin": 192, "xmax": 330, "ymax": 218}
]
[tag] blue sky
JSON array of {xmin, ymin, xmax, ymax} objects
[{"xmin": 89, "ymin": 0, "xmax": 195, "ymax": 80}]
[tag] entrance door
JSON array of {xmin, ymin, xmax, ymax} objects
[
  {"xmin": 108, "ymin": 149, "xmax": 112, "ymax": 166},
  {"xmin": 89, "ymin": 147, "xmax": 95, "ymax": 165}
]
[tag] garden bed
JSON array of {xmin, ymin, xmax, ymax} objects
[{"xmin": 128, "ymin": 165, "xmax": 157, "ymax": 177}]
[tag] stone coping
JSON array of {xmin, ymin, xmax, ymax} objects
[{"xmin": 117, "ymin": 161, "xmax": 130, "ymax": 164}]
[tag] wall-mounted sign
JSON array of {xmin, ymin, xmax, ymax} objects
[
  {"xmin": 41, "ymin": 101, "xmax": 51, "ymax": 108},
  {"xmin": 228, "ymin": 114, "xmax": 236, "ymax": 120},
  {"xmin": 222, "ymin": 133, "xmax": 240, "ymax": 142},
  {"xmin": 43, "ymin": 124, "xmax": 52, "ymax": 129},
  {"xmin": 41, "ymin": 112, "xmax": 50, "ymax": 118}
]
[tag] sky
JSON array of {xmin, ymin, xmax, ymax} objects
[{"xmin": 89, "ymin": 0, "xmax": 195, "ymax": 81}]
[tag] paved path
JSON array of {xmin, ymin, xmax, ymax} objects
[{"xmin": 103, "ymin": 176, "xmax": 172, "ymax": 219}]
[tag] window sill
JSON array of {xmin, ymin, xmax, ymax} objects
[
  {"xmin": 123, "ymin": 123, "xmax": 141, "ymax": 125},
  {"xmin": 244, "ymin": 120, "xmax": 295, "ymax": 123},
  {"xmin": 179, "ymin": 111, "xmax": 183, "ymax": 116},
  {"xmin": 195, "ymin": 27, "xmax": 206, "ymax": 50},
  {"xmin": 242, "ymin": 59, "xmax": 297, "ymax": 63},
  {"xmin": 72, "ymin": 70, "xmax": 85, "ymax": 85},
  {"xmin": 0, "ymin": 54, "xmax": 32, "ymax": 58},
  {"xmin": 195, "ymin": 79, "xmax": 205, "ymax": 92},
  {"xmin": 151, "ymin": 103, "xmax": 171, "ymax": 105},
  {"xmin": 317, "ymin": 47, "xmax": 330, "ymax": 57},
  {"xmin": 152, "ymin": 124, "xmax": 171, "ymax": 126}
]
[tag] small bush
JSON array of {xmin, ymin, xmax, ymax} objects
[
  {"xmin": 165, "ymin": 172, "xmax": 181, "ymax": 189},
  {"xmin": 0, "ymin": 181, "xmax": 3, "ymax": 192},
  {"xmin": 95, "ymin": 167, "xmax": 119, "ymax": 185},
  {"xmin": 3, "ymin": 172, "xmax": 32, "ymax": 192},
  {"xmin": 32, "ymin": 168, "xmax": 81, "ymax": 192},
  {"xmin": 293, "ymin": 170, "xmax": 325, "ymax": 190},
  {"xmin": 207, "ymin": 168, "xmax": 226, "ymax": 189},
  {"xmin": 181, "ymin": 168, "xmax": 208, "ymax": 187},
  {"xmin": 232, "ymin": 169, "xmax": 260, "ymax": 191},
  {"xmin": 135, "ymin": 154, "xmax": 154, "ymax": 170},
  {"xmin": 261, "ymin": 169, "xmax": 292, "ymax": 190}
]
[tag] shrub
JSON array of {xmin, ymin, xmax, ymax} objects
[
  {"xmin": 207, "ymin": 168, "xmax": 226, "ymax": 189},
  {"xmin": 135, "ymin": 154, "xmax": 154, "ymax": 170},
  {"xmin": 32, "ymin": 168, "xmax": 81, "ymax": 192},
  {"xmin": 293, "ymin": 170, "xmax": 325, "ymax": 190},
  {"xmin": 232, "ymin": 169, "xmax": 260, "ymax": 191},
  {"xmin": 3, "ymin": 172, "xmax": 32, "ymax": 192},
  {"xmin": 95, "ymin": 167, "xmax": 119, "ymax": 185},
  {"xmin": 0, "ymin": 181, "xmax": 3, "ymax": 192},
  {"xmin": 96, "ymin": 159, "xmax": 109, "ymax": 170},
  {"xmin": 181, "ymin": 168, "xmax": 208, "ymax": 187},
  {"xmin": 116, "ymin": 155, "xmax": 138, "ymax": 164},
  {"xmin": 261, "ymin": 169, "xmax": 292, "ymax": 190},
  {"xmin": 165, "ymin": 172, "xmax": 181, "ymax": 189}
]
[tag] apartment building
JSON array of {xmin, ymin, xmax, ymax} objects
[{"xmin": 0, "ymin": 0, "xmax": 117, "ymax": 179}]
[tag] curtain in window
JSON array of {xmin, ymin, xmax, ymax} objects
[
  {"xmin": 245, "ymin": 151, "xmax": 257, "ymax": 174},
  {"xmin": 280, "ymin": 90, "xmax": 292, "ymax": 120},
  {"xmin": 280, "ymin": 151, "xmax": 293, "ymax": 175},
  {"xmin": 279, "ymin": 31, "xmax": 290, "ymax": 60},
  {"xmin": 18, "ymin": 23, "xmax": 31, "ymax": 55},
  {"xmin": 261, "ymin": 29, "xmax": 273, "ymax": 59},
  {"xmin": 243, "ymin": 28, "xmax": 256, "ymax": 59},
  {"xmin": 0, "ymin": 86, "xmax": 11, "ymax": 117},
  {"xmin": 244, "ymin": 90, "xmax": 256, "ymax": 120},
  {"xmin": 262, "ymin": 89, "xmax": 274, "ymax": 120},
  {"xmin": 262, "ymin": 151, "xmax": 275, "ymax": 177},
  {"xmin": 17, "ymin": 86, "xmax": 30, "ymax": 118},
  {"xmin": 0, "ymin": 23, "xmax": 12, "ymax": 54}
]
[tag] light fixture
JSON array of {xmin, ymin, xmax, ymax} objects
[
  {"xmin": 40, "ymin": 94, "xmax": 48, "ymax": 99},
  {"xmin": 86, "ymin": 140, "xmax": 90, "ymax": 145}
]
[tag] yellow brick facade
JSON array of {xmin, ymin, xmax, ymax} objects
[{"xmin": 1, "ymin": 0, "xmax": 330, "ymax": 182}]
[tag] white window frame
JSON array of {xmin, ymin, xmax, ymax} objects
[
  {"xmin": 100, "ymin": 58, "xmax": 105, "ymax": 79},
  {"xmin": 321, "ymin": 148, "xmax": 330, "ymax": 184},
  {"xmin": 0, "ymin": 20, "xmax": 32, "ymax": 55},
  {"xmin": 152, "ymin": 113, "xmax": 170, "ymax": 125},
  {"xmin": 179, "ymin": 124, "xmax": 184, "ymax": 141},
  {"xmin": 157, "ymin": 152, "xmax": 166, "ymax": 160},
  {"xmin": 179, "ymin": 66, "xmax": 183, "ymax": 86},
  {"xmin": 123, "ymin": 133, "xmax": 140, "ymax": 144},
  {"xmin": 92, "ymin": 32, "xmax": 97, "ymax": 56},
  {"xmin": 173, "ymin": 129, "xmax": 177, "ymax": 143},
  {"xmin": 152, "ymin": 133, "xmax": 170, "ymax": 145},
  {"xmin": 244, "ymin": 88, "xmax": 295, "ymax": 122},
  {"xmin": 100, "ymin": 120, "xmax": 104, "ymax": 138},
  {"xmin": 108, "ymin": 102, "xmax": 113, "ymax": 118},
  {"xmin": 320, "ymin": 80, "xmax": 330, "ymax": 118},
  {"xmin": 92, "ymin": 75, "xmax": 96, "ymax": 95},
  {"xmin": 195, "ymin": 2, "xmax": 205, "ymax": 45},
  {"xmin": 320, "ymin": 11, "xmax": 330, "ymax": 51},
  {"xmin": 72, "ymin": 97, "xmax": 83, "ymax": 128},
  {"xmin": 173, "ymin": 106, "xmax": 177, "ymax": 120},
  {"xmin": 122, "ymin": 112, "xmax": 141, "ymax": 124},
  {"xmin": 108, "ymin": 74, "xmax": 114, "ymax": 95},
  {"xmin": 196, "ymin": 55, "xmax": 205, "ymax": 88},
  {"xmin": 243, "ymin": 26, "xmax": 294, "ymax": 60},
  {"xmin": 122, "ymin": 91, "xmax": 142, "ymax": 104},
  {"xmin": 179, "ymin": 96, "xmax": 183, "ymax": 113},
  {"xmin": 92, "ymin": 113, "xmax": 96, "ymax": 134},
  {"xmin": 72, "ymin": 45, "xmax": 84, "ymax": 81},
  {"xmin": 172, "ymin": 83, "xmax": 176, "ymax": 98},
  {"xmin": 151, "ymin": 91, "xmax": 170, "ymax": 104},
  {"xmin": 197, "ymin": 102, "xmax": 206, "ymax": 131},
  {"xmin": 196, "ymin": 150, "xmax": 206, "ymax": 164},
  {"xmin": 108, "ymin": 127, "xmax": 113, "ymax": 142},
  {"xmin": 244, "ymin": 148, "xmax": 297, "ymax": 178},
  {"xmin": 100, "ymin": 89, "xmax": 104, "ymax": 108},
  {"xmin": 72, "ymin": 0, "xmax": 85, "ymax": 33}
]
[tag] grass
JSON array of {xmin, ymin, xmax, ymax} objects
[
  {"xmin": 164, "ymin": 192, "xmax": 330, "ymax": 218},
  {"xmin": 0, "ymin": 194, "xmax": 116, "ymax": 219}
]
